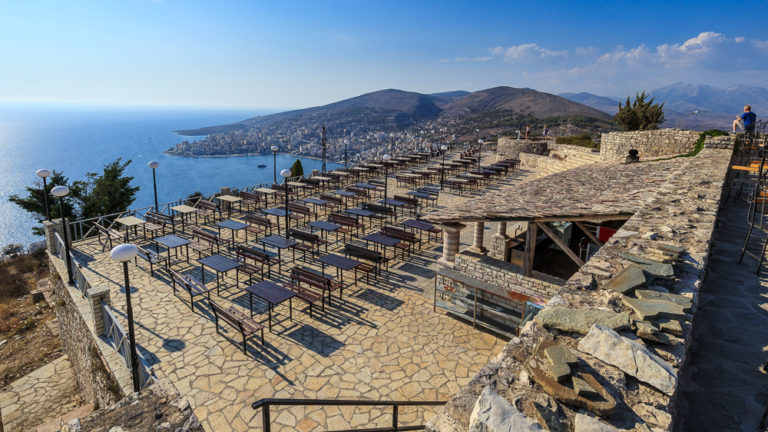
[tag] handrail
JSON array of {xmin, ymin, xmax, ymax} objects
[{"xmin": 251, "ymin": 398, "xmax": 446, "ymax": 432}]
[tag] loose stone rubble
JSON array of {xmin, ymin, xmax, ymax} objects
[{"xmin": 468, "ymin": 387, "xmax": 543, "ymax": 432}]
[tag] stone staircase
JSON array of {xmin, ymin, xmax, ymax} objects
[{"xmin": 536, "ymin": 150, "xmax": 602, "ymax": 177}]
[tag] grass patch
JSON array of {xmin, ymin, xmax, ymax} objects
[
  {"xmin": 555, "ymin": 133, "xmax": 599, "ymax": 149},
  {"xmin": 661, "ymin": 129, "xmax": 730, "ymax": 160}
]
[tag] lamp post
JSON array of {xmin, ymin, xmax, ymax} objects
[
  {"xmin": 676, "ymin": 110, "xmax": 700, "ymax": 129},
  {"xmin": 280, "ymin": 169, "xmax": 291, "ymax": 235},
  {"xmin": 389, "ymin": 133, "xmax": 394, "ymax": 153},
  {"xmin": 440, "ymin": 145, "xmax": 448, "ymax": 190},
  {"xmin": 475, "ymin": 129, "xmax": 479, "ymax": 149},
  {"xmin": 109, "ymin": 243, "xmax": 141, "ymax": 393},
  {"xmin": 344, "ymin": 139, "xmax": 349, "ymax": 169},
  {"xmin": 36, "ymin": 169, "xmax": 51, "ymax": 221},
  {"xmin": 271, "ymin": 145, "xmax": 279, "ymax": 183},
  {"xmin": 51, "ymin": 186, "xmax": 74, "ymax": 284},
  {"xmin": 477, "ymin": 139, "xmax": 483, "ymax": 170},
  {"xmin": 382, "ymin": 154, "xmax": 391, "ymax": 199},
  {"xmin": 147, "ymin": 161, "xmax": 159, "ymax": 211}
]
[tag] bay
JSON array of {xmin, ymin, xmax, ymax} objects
[{"xmin": 0, "ymin": 104, "xmax": 339, "ymax": 247}]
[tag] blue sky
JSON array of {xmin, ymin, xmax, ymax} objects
[{"xmin": 1, "ymin": 0, "xmax": 765, "ymax": 109}]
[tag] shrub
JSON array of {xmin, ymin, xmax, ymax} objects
[
  {"xmin": 555, "ymin": 133, "xmax": 599, "ymax": 149},
  {"xmin": 614, "ymin": 91, "xmax": 665, "ymax": 131}
]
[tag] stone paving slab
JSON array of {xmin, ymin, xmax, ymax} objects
[
  {"xmin": 68, "ymin": 154, "xmax": 534, "ymax": 432},
  {"xmin": 0, "ymin": 355, "xmax": 86, "ymax": 432}
]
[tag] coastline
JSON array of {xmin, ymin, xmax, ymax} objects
[{"xmin": 163, "ymin": 150, "xmax": 340, "ymax": 164}]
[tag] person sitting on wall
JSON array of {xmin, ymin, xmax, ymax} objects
[{"xmin": 733, "ymin": 105, "xmax": 757, "ymax": 134}]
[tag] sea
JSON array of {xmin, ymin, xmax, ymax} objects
[{"xmin": 0, "ymin": 104, "xmax": 339, "ymax": 248}]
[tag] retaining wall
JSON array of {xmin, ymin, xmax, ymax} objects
[{"xmin": 600, "ymin": 129, "xmax": 699, "ymax": 161}]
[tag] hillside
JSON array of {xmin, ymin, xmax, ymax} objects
[
  {"xmin": 559, "ymin": 92, "xmax": 620, "ymax": 115},
  {"xmin": 169, "ymin": 86, "xmax": 611, "ymax": 157},
  {"xmin": 650, "ymin": 82, "xmax": 768, "ymax": 115}
]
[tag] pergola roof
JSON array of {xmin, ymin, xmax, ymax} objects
[{"xmin": 424, "ymin": 158, "xmax": 685, "ymax": 224}]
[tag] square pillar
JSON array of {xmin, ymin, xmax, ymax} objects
[
  {"xmin": 437, "ymin": 222, "xmax": 465, "ymax": 267},
  {"xmin": 43, "ymin": 220, "xmax": 57, "ymax": 253},
  {"xmin": 468, "ymin": 221, "xmax": 487, "ymax": 254},
  {"xmin": 88, "ymin": 286, "xmax": 112, "ymax": 336}
]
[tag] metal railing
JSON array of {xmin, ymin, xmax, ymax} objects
[
  {"xmin": 53, "ymin": 232, "xmax": 90, "ymax": 298},
  {"xmin": 101, "ymin": 302, "xmax": 155, "ymax": 389},
  {"xmin": 251, "ymin": 398, "xmax": 446, "ymax": 432}
]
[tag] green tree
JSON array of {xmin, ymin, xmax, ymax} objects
[
  {"xmin": 71, "ymin": 158, "xmax": 139, "ymax": 219},
  {"xmin": 290, "ymin": 159, "xmax": 304, "ymax": 178},
  {"xmin": 614, "ymin": 91, "xmax": 665, "ymax": 131},
  {"xmin": 9, "ymin": 171, "xmax": 76, "ymax": 236}
]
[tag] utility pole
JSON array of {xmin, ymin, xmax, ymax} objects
[{"xmin": 321, "ymin": 125, "xmax": 327, "ymax": 173}]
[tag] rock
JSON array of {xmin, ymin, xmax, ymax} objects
[
  {"xmin": 573, "ymin": 413, "xmax": 627, "ymax": 432},
  {"xmin": 545, "ymin": 345, "xmax": 579, "ymax": 367},
  {"xmin": 546, "ymin": 294, "xmax": 567, "ymax": 307},
  {"xmin": 534, "ymin": 306, "xmax": 631, "ymax": 335},
  {"xmin": 528, "ymin": 399, "xmax": 568, "ymax": 432},
  {"xmin": 468, "ymin": 386, "xmax": 543, "ymax": 431},
  {"xmin": 634, "ymin": 321, "xmax": 674, "ymax": 345},
  {"xmin": 655, "ymin": 319, "xmax": 683, "ymax": 336},
  {"xmin": 108, "ymin": 427, "xmax": 125, "ymax": 432},
  {"xmin": 642, "ymin": 232, "xmax": 658, "ymax": 240},
  {"xmin": 602, "ymin": 264, "xmax": 646, "ymax": 294},
  {"xmin": 619, "ymin": 253, "xmax": 676, "ymax": 278},
  {"xmin": 622, "ymin": 297, "xmax": 687, "ymax": 321},
  {"xmin": 572, "ymin": 376, "xmax": 599, "ymax": 398},
  {"xmin": 613, "ymin": 230, "xmax": 639, "ymax": 239},
  {"xmin": 635, "ymin": 290, "xmax": 692, "ymax": 311},
  {"xmin": 633, "ymin": 403, "xmax": 672, "ymax": 429},
  {"xmin": 577, "ymin": 325, "xmax": 677, "ymax": 395}
]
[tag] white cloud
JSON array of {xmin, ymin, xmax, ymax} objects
[
  {"xmin": 460, "ymin": 32, "xmax": 768, "ymax": 95},
  {"xmin": 440, "ymin": 56, "xmax": 493, "ymax": 63},
  {"xmin": 489, "ymin": 43, "xmax": 568, "ymax": 63}
]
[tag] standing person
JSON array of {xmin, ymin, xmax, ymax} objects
[
  {"xmin": 543, "ymin": 125, "xmax": 548, "ymax": 139},
  {"xmin": 516, "ymin": 129, "xmax": 521, "ymax": 140},
  {"xmin": 733, "ymin": 105, "xmax": 757, "ymax": 134},
  {"xmin": 525, "ymin": 125, "xmax": 530, "ymax": 139}
]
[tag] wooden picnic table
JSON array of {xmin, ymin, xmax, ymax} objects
[
  {"xmin": 318, "ymin": 253, "xmax": 361, "ymax": 284},
  {"xmin": 258, "ymin": 235, "xmax": 298, "ymax": 272},
  {"xmin": 217, "ymin": 195, "xmax": 242, "ymax": 217},
  {"xmin": 115, "ymin": 215, "xmax": 146, "ymax": 241},
  {"xmin": 198, "ymin": 254, "xmax": 241, "ymax": 294}
]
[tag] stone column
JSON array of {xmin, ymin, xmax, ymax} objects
[
  {"xmin": 43, "ymin": 220, "xmax": 57, "ymax": 253},
  {"xmin": 88, "ymin": 286, "xmax": 112, "ymax": 336},
  {"xmin": 469, "ymin": 221, "xmax": 487, "ymax": 254},
  {"xmin": 496, "ymin": 221, "xmax": 508, "ymax": 238},
  {"xmin": 219, "ymin": 187, "xmax": 231, "ymax": 214},
  {"xmin": 437, "ymin": 222, "xmax": 465, "ymax": 267}
]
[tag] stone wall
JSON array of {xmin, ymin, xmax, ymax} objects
[
  {"xmin": 704, "ymin": 134, "xmax": 736, "ymax": 149},
  {"xmin": 49, "ymin": 252, "xmax": 132, "ymax": 410},
  {"xmin": 497, "ymin": 137, "xmax": 549, "ymax": 159},
  {"xmin": 600, "ymin": 129, "xmax": 700, "ymax": 161},
  {"xmin": 427, "ymin": 145, "xmax": 735, "ymax": 432},
  {"xmin": 454, "ymin": 251, "xmax": 563, "ymax": 300}
]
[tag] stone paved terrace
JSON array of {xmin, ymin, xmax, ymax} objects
[
  {"xmin": 0, "ymin": 355, "xmax": 87, "ymax": 431},
  {"xmin": 62, "ymin": 156, "xmax": 543, "ymax": 431}
]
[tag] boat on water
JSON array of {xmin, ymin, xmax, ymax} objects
[{"xmin": 257, "ymin": 164, "xmax": 267, "ymax": 168}]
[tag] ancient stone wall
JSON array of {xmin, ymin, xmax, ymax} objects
[
  {"xmin": 454, "ymin": 251, "xmax": 563, "ymax": 300},
  {"xmin": 49, "ymin": 254, "xmax": 131, "ymax": 410},
  {"xmin": 497, "ymin": 137, "xmax": 548, "ymax": 159},
  {"xmin": 427, "ymin": 145, "xmax": 735, "ymax": 432},
  {"xmin": 600, "ymin": 129, "xmax": 700, "ymax": 161},
  {"xmin": 704, "ymin": 134, "xmax": 736, "ymax": 149}
]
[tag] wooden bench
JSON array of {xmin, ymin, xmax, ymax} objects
[
  {"xmin": 194, "ymin": 200, "xmax": 221, "ymax": 223},
  {"xmin": 168, "ymin": 268, "xmax": 213, "ymax": 311},
  {"xmin": 362, "ymin": 203, "xmax": 394, "ymax": 220},
  {"xmin": 134, "ymin": 245, "xmax": 168, "ymax": 277},
  {"xmin": 189, "ymin": 227, "xmax": 228, "ymax": 257},
  {"xmin": 284, "ymin": 282, "xmax": 322, "ymax": 316},
  {"xmin": 93, "ymin": 222, "xmax": 123, "ymax": 250},
  {"xmin": 290, "ymin": 267, "xmax": 341, "ymax": 307},
  {"xmin": 236, "ymin": 245, "xmax": 278, "ymax": 278},
  {"xmin": 381, "ymin": 226, "xmax": 416, "ymax": 258},
  {"xmin": 239, "ymin": 191, "xmax": 263, "ymax": 211},
  {"xmin": 144, "ymin": 211, "xmax": 174, "ymax": 236},
  {"xmin": 287, "ymin": 203, "xmax": 312, "ymax": 224},
  {"xmin": 393, "ymin": 194, "xmax": 418, "ymax": 211},
  {"xmin": 288, "ymin": 228, "xmax": 327, "ymax": 260},
  {"xmin": 343, "ymin": 243, "xmax": 388, "ymax": 273},
  {"xmin": 328, "ymin": 213, "xmax": 360, "ymax": 238},
  {"xmin": 210, "ymin": 300, "xmax": 264, "ymax": 354},
  {"xmin": 319, "ymin": 193, "xmax": 344, "ymax": 208},
  {"xmin": 243, "ymin": 213, "xmax": 273, "ymax": 238}
]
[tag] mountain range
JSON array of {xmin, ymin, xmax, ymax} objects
[{"xmin": 559, "ymin": 83, "xmax": 768, "ymax": 130}]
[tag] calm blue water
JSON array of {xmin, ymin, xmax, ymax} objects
[{"xmin": 0, "ymin": 104, "xmax": 339, "ymax": 247}]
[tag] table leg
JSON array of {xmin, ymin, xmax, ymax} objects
[
  {"xmin": 289, "ymin": 298, "xmax": 292, "ymax": 321},
  {"xmin": 249, "ymin": 292, "xmax": 253, "ymax": 318},
  {"xmin": 268, "ymin": 303, "xmax": 273, "ymax": 331}
]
